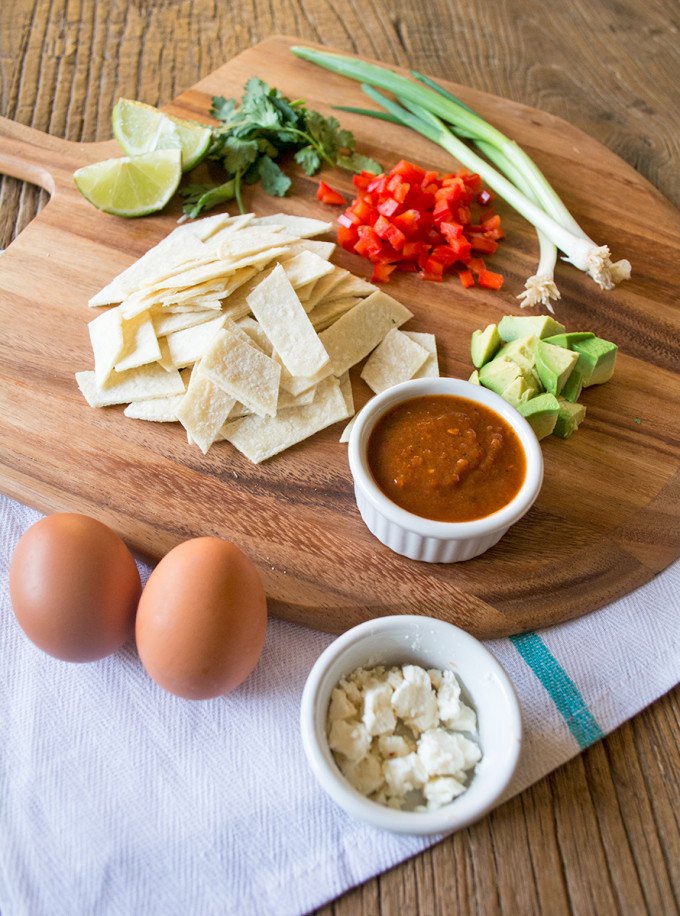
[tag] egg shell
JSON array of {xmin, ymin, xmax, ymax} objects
[
  {"xmin": 135, "ymin": 537, "xmax": 267, "ymax": 700},
  {"xmin": 9, "ymin": 513, "xmax": 142, "ymax": 662}
]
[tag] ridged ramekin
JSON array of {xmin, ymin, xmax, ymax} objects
[
  {"xmin": 347, "ymin": 377, "xmax": 543, "ymax": 563},
  {"xmin": 300, "ymin": 615, "xmax": 522, "ymax": 835}
]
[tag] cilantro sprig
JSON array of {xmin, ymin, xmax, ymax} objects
[{"xmin": 180, "ymin": 76, "xmax": 380, "ymax": 218}]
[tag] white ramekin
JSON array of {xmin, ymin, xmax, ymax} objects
[
  {"xmin": 347, "ymin": 377, "xmax": 543, "ymax": 563},
  {"xmin": 300, "ymin": 615, "xmax": 522, "ymax": 836}
]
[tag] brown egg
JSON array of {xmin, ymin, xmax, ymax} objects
[
  {"xmin": 9, "ymin": 513, "xmax": 141, "ymax": 662},
  {"xmin": 135, "ymin": 537, "xmax": 267, "ymax": 700}
]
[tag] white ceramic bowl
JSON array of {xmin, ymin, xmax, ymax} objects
[
  {"xmin": 347, "ymin": 377, "xmax": 543, "ymax": 563},
  {"xmin": 300, "ymin": 615, "xmax": 522, "ymax": 836}
]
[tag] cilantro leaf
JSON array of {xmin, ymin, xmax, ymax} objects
[
  {"xmin": 220, "ymin": 136, "xmax": 260, "ymax": 174},
  {"xmin": 258, "ymin": 156, "xmax": 291, "ymax": 197},
  {"xmin": 180, "ymin": 180, "xmax": 236, "ymax": 218},
  {"xmin": 336, "ymin": 151, "xmax": 382, "ymax": 174},
  {"xmin": 180, "ymin": 75, "xmax": 374, "ymax": 220},
  {"xmin": 210, "ymin": 95, "xmax": 236, "ymax": 123},
  {"xmin": 294, "ymin": 146, "xmax": 322, "ymax": 175}
]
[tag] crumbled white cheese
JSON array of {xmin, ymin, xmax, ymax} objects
[
  {"xmin": 339, "ymin": 751, "xmax": 384, "ymax": 796},
  {"xmin": 383, "ymin": 752, "xmax": 428, "ymax": 796},
  {"xmin": 377, "ymin": 734, "xmax": 413, "ymax": 759},
  {"xmin": 423, "ymin": 776, "xmax": 467, "ymax": 809},
  {"xmin": 363, "ymin": 682, "xmax": 397, "ymax": 736},
  {"xmin": 328, "ymin": 686, "xmax": 357, "ymax": 721},
  {"xmin": 391, "ymin": 665, "xmax": 439, "ymax": 732},
  {"xmin": 417, "ymin": 728, "xmax": 465, "ymax": 777},
  {"xmin": 326, "ymin": 663, "xmax": 482, "ymax": 811},
  {"xmin": 327, "ymin": 718, "xmax": 371, "ymax": 761}
]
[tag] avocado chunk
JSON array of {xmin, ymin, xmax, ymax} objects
[
  {"xmin": 573, "ymin": 336, "xmax": 618, "ymax": 386},
  {"xmin": 496, "ymin": 335, "xmax": 539, "ymax": 371},
  {"xmin": 497, "ymin": 314, "xmax": 566, "ymax": 343},
  {"xmin": 468, "ymin": 369, "xmax": 481, "ymax": 385},
  {"xmin": 534, "ymin": 340, "xmax": 579, "ymax": 395},
  {"xmin": 517, "ymin": 393, "xmax": 560, "ymax": 440},
  {"xmin": 471, "ymin": 323, "xmax": 501, "ymax": 368},
  {"xmin": 553, "ymin": 398, "xmax": 587, "ymax": 439},
  {"xmin": 543, "ymin": 331, "xmax": 595, "ymax": 349},
  {"xmin": 560, "ymin": 366, "xmax": 584, "ymax": 403},
  {"xmin": 478, "ymin": 356, "xmax": 524, "ymax": 395},
  {"xmin": 501, "ymin": 374, "xmax": 539, "ymax": 407}
]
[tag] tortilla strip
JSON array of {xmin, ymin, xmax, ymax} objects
[
  {"xmin": 200, "ymin": 328, "xmax": 281, "ymax": 418},
  {"xmin": 319, "ymin": 290, "xmax": 413, "ymax": 377},
  {"xmin": 159, "ymin": 314, "xmax": 227, "ymax": 370},
  {"xmin": 246, "ymin": 264, "xmax": 330, "ymax": 378},
  {"xmin": 360, "ymin": 328, "xmax": 430, "ymax": 394},
  {"xmin": 88, "ymin": 306, "xmax": 124, "ymax": 387},
  {"xmin": 115, "ymin": 310, "xmax": 162, "ymax": 372},
  {"xmin": 221, "ymin": 375, "xmax": 349, "ymax": 463},
  {"xmin": 175, "ymin": 370, "xmax": 236, "ymax": 454},
  {"xmin": 404, "ymin": 331, "xmax": 439, "ymax": 378},
  {"xmin": 76, "ymin": 364, "xmax": 185, "ymax": 407}
]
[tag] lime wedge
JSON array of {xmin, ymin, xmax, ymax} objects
[
  {"xmin": 73, "ymin": 149, "xmax": 182, "ymax": 217},
  {"xmin": 112, "ymin": 98, "xmax": 212, "ymax": 172}
]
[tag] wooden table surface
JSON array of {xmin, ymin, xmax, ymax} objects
[{"xmin": 1, "ymin": 1, "xmax": 678, "ymax": 913}]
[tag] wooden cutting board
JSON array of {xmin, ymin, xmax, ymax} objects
[{"xmin": 0, "ymin": 36, "xmax": 678, "ymax": 638}]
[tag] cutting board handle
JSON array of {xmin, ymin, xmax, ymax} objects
[{"xmin": 0, "ymin": 116, "xmax": 110, "ymax": 195}]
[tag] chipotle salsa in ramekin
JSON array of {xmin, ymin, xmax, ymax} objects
[{"xmin": 366, "ymin": 394, "xmax": 526, "ymax": 523}]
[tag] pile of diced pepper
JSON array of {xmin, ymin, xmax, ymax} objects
[{"xmin": 335, "ymin": 159, "xmax": 505, "ymax": 288}]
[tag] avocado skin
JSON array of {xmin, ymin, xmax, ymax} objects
[{"xmin": 560, "ymin": 367, "xmax": 584, "ymax": 403}]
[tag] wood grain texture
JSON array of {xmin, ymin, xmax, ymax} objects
[
  {"xmin": 0, "ymin": 36, "xmax": 678, "ymax": 640},
  {"xmin": 1, "ymin": 2, "xmax": 678, "ymax": 913}
]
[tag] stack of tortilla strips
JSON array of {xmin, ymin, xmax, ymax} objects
[{"xmin": 77, "ymin": 212, "xmax": 439, "ymax": 463}]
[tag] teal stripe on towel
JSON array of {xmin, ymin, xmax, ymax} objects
[{"xmin": 510, "ymin": 632, "xmax": 604, "ymax": 749}]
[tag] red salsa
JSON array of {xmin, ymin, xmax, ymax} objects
[{"xmin": 367, "ymin": 395, "xmax": 526, "ymax": 522}]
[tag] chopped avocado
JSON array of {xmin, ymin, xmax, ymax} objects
[
  {"xmin": 468, "ymin": 369, "xmax": 481, "ymax": 385},
  {"xmin": 478, "ymin": 356, "xmax": 524, "ymax": 395},
  {"xmin": 496, "ymin": 335, "xmax": 539, "ymax": 371},
  {"xmin": 471, "ymin": 323, "xmax": 501, "ymax": 368},
  {"xmin": 553, "ymin": 398, "xmax": 586, "ymax": 439},
  {"xmin": 560, "ymin": 366, "xmax": 584, "ymax": 403},
  {"xmin": 535, "ymin": 340, "xmax": 579, "ymax": 395},
  {"xmin": 501, "ymin": 374, "xmax": 539, "ymax": 407},
  {"xmin": 543, "ymin": 331, "xmax": 595, "ymax": 349},
  {"xmin": 517, "ymin": 393, "xmax": 560, "ymax": 440},
  {"xmin": 497, "ymin": 314, "xmax": 566, "ymax": 342},
  {"xmin": 572, "ymin": 336, "xmax": 618, "ymax": 386}
]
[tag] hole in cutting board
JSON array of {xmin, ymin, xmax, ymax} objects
[{"xmin": 0, "ymin": 176, "xmax": 49, "ymax": 249}]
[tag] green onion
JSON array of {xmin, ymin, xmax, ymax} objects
[{"xmin": 292, "ymin": 46, "xmax": 631, "ymax": 295}]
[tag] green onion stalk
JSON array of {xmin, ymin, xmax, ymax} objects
[{"xmin": 291, "ymin": 47, "xmax": 631, "ymax": 302}]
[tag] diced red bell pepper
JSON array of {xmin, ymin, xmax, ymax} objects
[
  {"xmin": 352, "ymin": 171, "xmax": 377, "ymax": 190},
  {"xmin": 371, "ymin": 263, "xmax": 397, "ymax": 283},
  {"xmin": 338, "ymin": 210, "xmax": 361, "ymax": 229},
  {"xmin": 391, "ymin": 159, "xmax": 427, "ymax": 184},
  {"xmin": 335, "ymin": 159, "xmax": 503, "ymax": 287},
  {"xmin": 317, "ymin": 181, "xmax": 346, "ymax": 206},
  {"xmin": 469, "ymin": 235, "xmax": 498, "ymax": 255},
  {"xmin": 439, "ymin": 221, "xmax": 464, "ymax": 241},
  {"xmin": 373, "ymin": 215, "xmax": 406, "ymax": 251},
  {"xmin": 458, "ymin": 269, "xmax": 475, "ymax": 288},
  {"xmin": 477, "ymin": 269, "xmax": 504, "ymax": 290},
  {"xmin": 377, "ymin": 196, "xmax": 402, "ymax": 218}
]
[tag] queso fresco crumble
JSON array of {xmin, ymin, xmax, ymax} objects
[{"xmin": 326, "ymin": 663, "xmax": 482, "ymax": 811}]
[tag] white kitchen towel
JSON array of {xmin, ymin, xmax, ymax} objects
[{"xmin": 1, "ymin": 493, "xmax": 678, "ymax": 916}]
